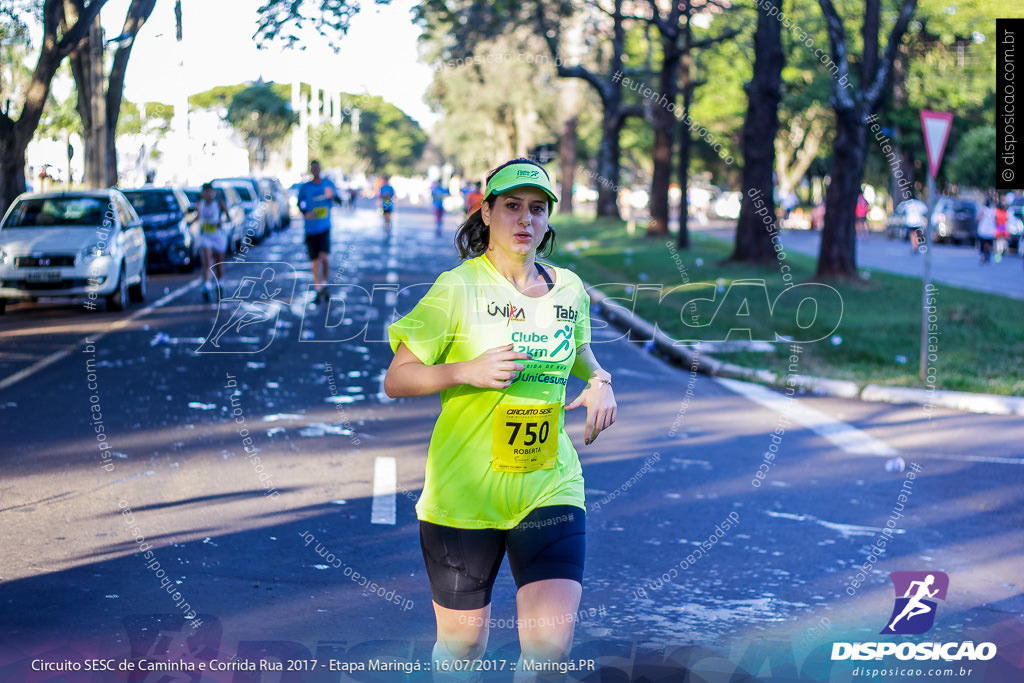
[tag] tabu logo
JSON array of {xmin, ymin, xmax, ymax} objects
[
  {"xmin": 516, "ymin": 168, "xmax": 541, "ymax": 178},
  {"xmin": 554, "ymin": 304, "xmax": 578, "ymax": 322},
  {"xmin": 487, "ymin": 300, "xmax": 526, "ymax": 323}
]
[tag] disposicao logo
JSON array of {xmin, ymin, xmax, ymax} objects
[
  {"xmin": 881, "ymin": 571, "xmax": 948, "ymax": 635},
  {"xmin": 831, "ymin": 571, "xmax": 997, "ymax": 663}
]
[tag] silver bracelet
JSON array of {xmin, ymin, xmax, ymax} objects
[{"xmin": 589, "ymin": 375, "xmax": 612, "ymax": 387}]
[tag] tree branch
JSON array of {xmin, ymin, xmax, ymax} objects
[
  {"xmin": 56, "ymin": 0, "xmax": 105, "ymax": 58},
  {"xmin": 106, "ymin": 0, "xmax": 157, "ymax": 133},
  {"xmin": 18, "ymin": 0, "xmax": 106, "ymax": 145},
  {"xmin": 864, "ymin": 0, "xmax": 917, "ymax": 109},
  {"xmin": 690, "ymin": 26, "xmax": 742, "ymax": 50},
  {"xmin": 817, "ymin": 0, "xmax": 855, "ymax": 111},
  {"xmin": 618, "ymin": 103, "xmax": 645, "ymax": 127},
  {"xmin": 533, "ymin": 0, "xmax": 609, "ymax": 100}
]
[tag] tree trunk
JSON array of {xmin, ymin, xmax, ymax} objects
[
  {"xmin": 0, "ymin": 129, "xmax": 29, "ymax": 214},
  {"xmin": 646, "ymin": 65, "xmax": 678, "ymax": 236},
  {"xmin": 594, "ymin": 0, "xmax": 627, "ymax": 219},
  {"xmin": 0, "ymin": 0, "xmax": 102, "ymax": 215},
  {"xmin": 595, "ymin": 102, "xmax": 623, "ymax": 219},
  {"xmin": 816, "ymin": 107, "xmax": 866, "ymax": 279},
  {"xmin": 814, "ymin": 0, "xmax": 916, "ymax": 278},
  {"xmin": 647, "ymin": 111, "xmax": 674, "ymax": 236},
  {"xmin": 646, "ymin": 5, "xmax": 681, "ymax": 238},
  {"xmin": 732, "ymin": 0, "xmax": 784, "ymax": 263},
  {"xmin": 559, "ymin": 115, "xmax": 577, "ymax": 212},
  {"xmin": 675, "ymin": 57, "xmax": 694, "ymax": 250},
  {"xmin": 891, "ymin": 41, "xmax": 914, "ymax": 204},
  {"xmin": 68, "ymin": 0, "xmax": 157, "ymax": 187},
  {"xmin": 535, "ymin": 0, "xmax": 635, "ymax": 220}
]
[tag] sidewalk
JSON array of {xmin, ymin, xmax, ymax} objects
[
  {"xmin": 775, "ymin": 226, "xmax": 1024, "ymax": 300},
  {"xmin": 699, "ymin": 222, "xmax": 1024, "ymax": 300},
  {"xmin": 586, "ymin": 222, "xmax": 1024, "ymax": 416}
]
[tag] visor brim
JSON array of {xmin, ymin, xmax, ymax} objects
[{"xmin": 484, "ymin": 182, "xmax": 558, "ymax": 203}]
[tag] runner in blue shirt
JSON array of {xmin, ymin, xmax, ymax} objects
[
  {"xmin": 297, "ymin": 160, "xmax": 338, "ymax": 303},
  {"xmin": 379, "ymin": 176, "xmax": 396, "ymax": 235},
  {"xmin": 431, "ymin": 180, "xmax": 449, "ymax": 236}
]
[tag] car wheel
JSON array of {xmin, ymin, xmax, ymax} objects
[
  {"xmin": 178, "ymin": 245, "xmax": 197, "ymax": 273},
  {"xmin": 129, "ymin": 267, "xmax": 147, "ymax": 303},
  {"xmin": 106, "ymin": 266, "xmax": 128, "ymax": 311}
]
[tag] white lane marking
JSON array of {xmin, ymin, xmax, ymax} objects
[
  {"xmin": 764, "ymin": 509, "xmax": 905, "ymax": 539},
  {"xmin": 0, "ymin": 279, "xmax": 200, "ymax": 392},
  {"xmin": 371, "ymin": 456, "xmax": 397, "ymax": 525},
  {"xmin": 716, "ymin": 377, "xmax": 899, "ymax": 456},
  {"xmin": 902, "ymin": 452, "xmax": 1024, "ymax": 466}
]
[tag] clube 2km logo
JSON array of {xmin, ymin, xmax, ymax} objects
[{"xmin": 832, "ymin": 572, "xmax": 997, "ymax": 663}]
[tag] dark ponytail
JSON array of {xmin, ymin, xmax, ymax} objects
[
  {"xmin": 455, "ymin": 201, "xmax": 495, "ymax": 259},
  {"xmin": 454, "ymin": 157, "xmax": 557, "ymax": 260}
]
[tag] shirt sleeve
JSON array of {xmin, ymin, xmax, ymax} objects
[
  {"xmin": 573, "ymin": 273, "xmax": 591, "ymax": 347},
  {"xmin": 388, "ymin": 270, "xmax": 464, "ymax": 365},
  {"xmin": 297, "ymin": 184, "xmax": 309, "ymax": 212}
]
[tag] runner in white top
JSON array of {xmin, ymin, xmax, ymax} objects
[{"xmin": 195, "ymin": 183, "xmax": 230, "ymax": 300}]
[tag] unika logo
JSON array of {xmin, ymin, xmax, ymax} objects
[
  {"xmin": 880, "ymin": 571, "xmax": 949, "ymax": 635},
  {"xmin": 487, "ymin": 301, "xmax": 526, "ymax": 323},
  {"xmin": 515, "ymin": 168, "xmax": 541, "ymax": 178}
]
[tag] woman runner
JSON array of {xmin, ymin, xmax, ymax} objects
[
  {"xmin": 385, "ymin": 158, "xmax": 616, "ymax": 680},
  {"xmin": 195, "ymin": 182, "xmax": 230, "ymax": 301}
]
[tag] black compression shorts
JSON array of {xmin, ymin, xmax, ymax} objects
[
  {"xmin": 305, "ymin": 231, "xmax": 330, "ymax": 259},
  {"xmin": 419, "ymin": 505, "xmax": 585, "ymax": 611}
]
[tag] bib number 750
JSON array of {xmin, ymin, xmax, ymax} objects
[
  {"xmin": 505, "ymin": 420, "xmax": 550, "ymax": 446},
  {"xmin": 492, "ymin": 403, "xmax": 560, "ymax": 473}
]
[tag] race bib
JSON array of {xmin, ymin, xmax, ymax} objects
[
  {"xmin": 492, "ymin": 403, "xmax": 560, "ymax": 473},
  {"xmin": 201, "ymin": 220, "xmax": 218, "ymax": 234},
  {"xmin": 313, "ymin": 207, "xmax": 328, "ymax": 219}
]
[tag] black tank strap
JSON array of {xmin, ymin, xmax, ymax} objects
[{"xmin": 535, "ymin": 262, "xmax": 554, "ymax": 291}]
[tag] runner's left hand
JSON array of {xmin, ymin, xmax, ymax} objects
[{"xmin": 566, "ymin": 380, "xmax": 616, "ymax": 445}]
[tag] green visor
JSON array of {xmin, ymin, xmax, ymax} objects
[{"xmin": 483, "ymin": 163, "xmax": 558, "ymax": 203}]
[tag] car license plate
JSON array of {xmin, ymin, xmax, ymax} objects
[{"xmin": 26, "ymin": 270, "xmax": 60, "ymax": 282}]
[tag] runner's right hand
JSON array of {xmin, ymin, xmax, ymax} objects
[{"xmin": 457, "ymin": 344, "xmax": 531, "ymax": 389}]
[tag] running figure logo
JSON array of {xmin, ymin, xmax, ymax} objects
[
  {"xmin": 880, "ymin": 571, "xmax": 949, "ymax": 635},
  {"xmin": 198, "ymin": 264, "xmax": 295, "ymax": 354}
]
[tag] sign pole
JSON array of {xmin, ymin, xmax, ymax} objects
[
  {"xmin": 920, "ymin": 170, "xmax": 935, "ymax": 382},
  {"xmin": 918, "ymin": 110, "xmax": 954, "ymax": 383}
]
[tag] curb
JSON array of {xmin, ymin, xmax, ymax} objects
[{"xmin": 587, "ymin": 286, "xmax": 1024, "ymax": 417}]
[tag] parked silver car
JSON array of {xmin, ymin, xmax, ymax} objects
[
  {"xmin": 259, "ymin": 177, "xmax": 290, "ymax": 230},
  {"xmin": 214, "ymin": 176, "xmax": 276, "ymax": 240},
  {"xmin": 0, "ymin": 190, "xmax": 148, "ymax": 313}
]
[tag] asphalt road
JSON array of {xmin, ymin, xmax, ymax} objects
[{"xmin": 1, "ymin": 203, "xmax": 1023, "ymax": 682}]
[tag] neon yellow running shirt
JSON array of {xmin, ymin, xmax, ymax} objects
[{"xmin": 388, "ymin": 254, "xmax": 590, "ymax": 529}]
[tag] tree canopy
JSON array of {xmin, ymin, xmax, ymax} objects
[
  {"xmin": 308, "ymin": 93, "xmax": 427, "ymax": 176},
  {"xmin": 225, "ymin": 83, "xmax": 297, "ymax": 169}
]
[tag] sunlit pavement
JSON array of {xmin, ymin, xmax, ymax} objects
[{"xmin": 1, "ymin": 202, "xmax": 1022, "ymax": 681}]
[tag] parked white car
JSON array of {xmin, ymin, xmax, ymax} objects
[{"xmin": 0, "ymin": 190, "xmax": 148, "ymax": 314}]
